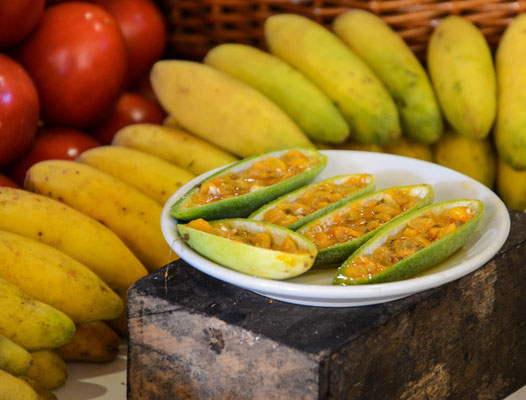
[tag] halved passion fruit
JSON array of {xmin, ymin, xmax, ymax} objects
[
  {"xmin": 171, "ymin": 148, "xmax": 327, "ymax": 221},
  {"xmin": 296, "ymin": 184, "xmax": 434, "ymax": 268},
  {"xmin": 248, "ymin": 173, "xmax": 375, "ymax": 230},
  {"xmin": 178, "ymin": 218, "xmax": 318, "ymax": 279},
  {"xmin": 333, "ymin": 199, "xmax": 484, "ymax": 285}
]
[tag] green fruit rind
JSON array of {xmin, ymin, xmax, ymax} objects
[
  {"xmin": 333, "ymin": 199, "xmax": 484, "ymax": 285},
  {"xmin": 333, "ymin": 10, "xmax": 443, "ymax": 144},
  {"xmin": 296, "ymin": 184, "xmax": 434, "ymax": 268},
  {"xmin": 178, "ymin": 219, "xmax": 318, "ymax": 280},
  {"xmin": 171, "ymin": 148, "xmax": 327, "ymax": 221},
  {"xmin": 204, "ymin": 44, "xmax": 350, "ymax": 144},
  {"xmin": 494, "ymin": 14, "xmax": 526, "ymax": 170},
  {"xmin": 248, "ymin": 173, "xmax": 376, "ymax": 230},
  {"xmin": 427, "ymin": 16, "xmax": 496, "ymax": 140},
  {"xmin": 264, "ymin": 14, "xmax": 401, "ymax": 145}
]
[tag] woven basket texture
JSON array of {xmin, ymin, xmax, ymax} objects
[{"xmin": 159, "ymin": 0, "xmax": 526, "ymax": 60}]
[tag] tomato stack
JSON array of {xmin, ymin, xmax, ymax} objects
[{"xmin": 0, "ymin": 0, "xmax": 167, "ymax": 187}]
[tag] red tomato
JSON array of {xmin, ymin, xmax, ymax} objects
[
  {"xmin": 9, "ymin": 128, "xmax": 100, "ymax": 187},
  {"xmin": 16, "ymin": 2, "xmax": 128, "ymax": 129},
  {"xmin": 0, "ymin": 0, "xmax": 45, "ymax": 49},
  {"xmin": 92, "ymin": 92, "xmax": 166, "ymax": 144},
  {"xmin": 94, "ymin": 0, "xmax": 166, "ymax": 86},
  {"xmin": 0, "ymin": 173, "xmax": 19, "ymax": 189},
  {"xmin": 0, "ymin": 54, "xmax": 40, "ymax": 167}
]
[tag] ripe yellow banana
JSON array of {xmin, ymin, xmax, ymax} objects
[
  {"xmin": 0, "ymin": 188, "xmax": 147, "ymax": 294},
  {"xmin": 204, "ymin": 43, "xmax": 349, "ymax": 144},
  {"xmin": 0, "ymin": 370, "xmax": 37, "ymax": 400},
  {"xmin": 0, "ymin": 229, "xmax": 123, "ymax": 323},
  {"xmin": 112, "ymin": 123, "xmax": 238, "ymax": 176},
  {"xmin": 433, "ymin": 131, "xmax": 496, "ymax": 189},
  {"xmin": 78, "ymin": 145, "xmax": 195, "ymax": 205},
  {"xmin": 0, "ymin": 278, "xmax": 74, "ymax": 351},
  {"xmin": 25, "ymin": 160, "xmax": 176, "ymax": 272},
  {"xmin": 17, "ymin": 377, "xmax": 56, "ymax": 400},
  {"xmin": 427, "ymin": 16, "xmax": 496, "ymax": 140},
  {"xmin": 497, "ymin": 158, "xmax": 526, "ymax": 212},
  {"xmin": 333, "ymin": 10, "xmax": 443, "ymax": 144},
  {"xmin": 150, "ymin": 60, "xmax": 315, "ymax": 157},
  {"xmin": 24, "ymin": 350, "xmax": 67, "ymax": 390},
  {"xmin": 495, "ymin": 14, "xmax": 526, "ymax": 170},
  {"xmin": 265, "ymin": 14, "xmax": 401, "ymax": 145},
  {"xmin": 56, "ymin": 321, "xmax": 120, "ymax": 363},
  {"xmin": 0, "ymin": 334, "xmax": 32, "ymax": 376}
]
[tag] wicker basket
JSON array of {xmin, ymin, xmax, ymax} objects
[{"xmin": 159, "ymin": 0, "xmax": 526, "ymax": 61}]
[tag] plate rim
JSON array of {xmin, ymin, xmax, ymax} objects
[{"xmin": 160, "ymin": 150, "xmax": 510, "ymax": 306}]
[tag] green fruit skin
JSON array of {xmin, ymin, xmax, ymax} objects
[
  {"xmin": 178, "ymin": 219, "xmax": 317, "ymax": 280},
  {"xmin": 334, "ymin": 199, "xmax": 484, "ymax": 285},
  {"xmin": 0, "ymin": 279, "xmax": 75, "ymax": 352},
  {"xmin": 427, "ymin": 16, "xmax": 496, "ymax": 140},
  {"xmin": 297, "ymin": 184, "xmax": 434, "ymax": 268},
  {"xmin": 265, "ymin": 14, "xmax": 401, "ymax": 145},
  {"xmin": 204, "ymin": 44, "xmax": 350, "ymax": 144},
  {"xmin": 333, "ymin": 10, "xmax": 443, "ymax": 144},
  {"xmin": 433, "ymin": 131, "xmax": 496, "ymax": 189},
  {"xmin": 0, "ymin": 334, "xmax": 32, "ymax": 376},
  {"xmin": 171, "ymin": 148, "xmax": 327, "ymax": 221},
  {"xmin": 495, "ymin": 14, "xmax": 526, "ymax": 170},
  {"xmin": 248, "ymin": 174, "xmax": 375, "ymax": 231}
]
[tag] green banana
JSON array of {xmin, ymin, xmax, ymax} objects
[
  {"xmin": 495, "ymin": 13, "xmax": 526, "ymax": 170},
  {"xmin": 0, "ymin": 278, "xmax": 75, "ymax": 351},
  {"xmin": 333, "ymin": 10, "xmax": 443, "ymax": 144},
  {"xmin": 204, "ymin": 43, "xmax": 349, "ymax": 143},
  {"xmin": 264, "ymin": 13, "xmax": 401, "ymax": 145},
  {"xmin": 427, "ymin": 15, "xmax": 496, "ymax": 140},
  {"xmin": 0, "ymin": 334, "xmax": 32, "ymax": 376}
]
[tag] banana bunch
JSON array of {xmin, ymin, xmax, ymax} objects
[
  {"xmin": 0, "ymin": 119, "xmax": 242, "ymax": 393},
  {"xmin": 148, "ymin": 10, "xmax": 524, "ymax": 211}
]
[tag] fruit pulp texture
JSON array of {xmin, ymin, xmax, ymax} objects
[
  {"xmin": 342, "ymin": 206, "xmax": 475, "ymax": 282},
  {"xmin": 302, "ymin": 188, "xmax": 421, "ymax": 249},
  {"xmin": 190, "ymin": 150, "xmax": 319, "ymax": 205},
  {"xmin": 262, "ymin": 174, "xmax": 371, "ymax": 226},
  {"xmin": 186, "ymin": 218, "xmax": 306, "ymax": 254}
]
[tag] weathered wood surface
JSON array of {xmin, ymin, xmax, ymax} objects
[{"xmin": 127, "ymin": 210, "xmax": 526, "ymax": 400}]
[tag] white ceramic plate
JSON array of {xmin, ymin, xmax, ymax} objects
[{"xmin": 161, "ymin": 150, "xmax": 510, "ymax": 307}]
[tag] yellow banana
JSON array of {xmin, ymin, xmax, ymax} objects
[
  {"xmin": 204, "ymin": 43, "xmax": 349, "ymax": 143},
  {"xmin": 427, "ymin": 16, "xmax": 496, "ymax": 139},
  {"xmin": 18, "ymin": 377, "xmax": 56, "ymax": 400},
  {"xmin": 78, "ymin": 145, "xmax": 195, "ymax": 205},
  {"xmin": 150, "ymin": 60, "xmax": 315, "ymax": 157},
  {"xmin": 163, "ymin": 115, "xmax": 184, "ymax": 129},
  {"xmin": 383, "ymin": 136, "xmax": 434, "ymax": 162},
  {"xmin": 56, "ymin": 321, "xmax": 121, "ymax": 363},
  {"xmin": 112, "ymin": 123, "xmax": 238, "ymax": 176},
  {"xmin": 0, "ymin": 188, "xmax": 147, "ymax": 294},
  {"xmin": 265, "ymin": 14, "xmax": 400, "ymax": 145},
  {"xmin": 0, "ymin": 278, "xmax": 75, "ymax": 351},
  {"xmin": 433, "ymin": 131, "xmax": 496, "ymax": 189},
  {"xmin": 25, "ymin": 160, "xmax": 176, "ymax": 272},
  {"xmin": 24, "ymin": 351, "xmax": 67, "ymax": 390},
  {"xmin": 0, "ymin": 334, "xmax": 32, "ymax": 376},
  {"xmin": 0, "ymin": 229, "xmax": 123, "ymax": 323},
  {"xmin": 333, "ymin": 10, "xmax": 443, "ymax": 144},
  {"xmin": 0, "ymin": 370, "xmax": 37, "ymax": 400},
  {"xmin": 497, "ymin": 158, "xmax": 526, "ymax": 212},
  {"xmin": 495, "ymin": 14, "xmax": 526, "ymax": 170}
]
